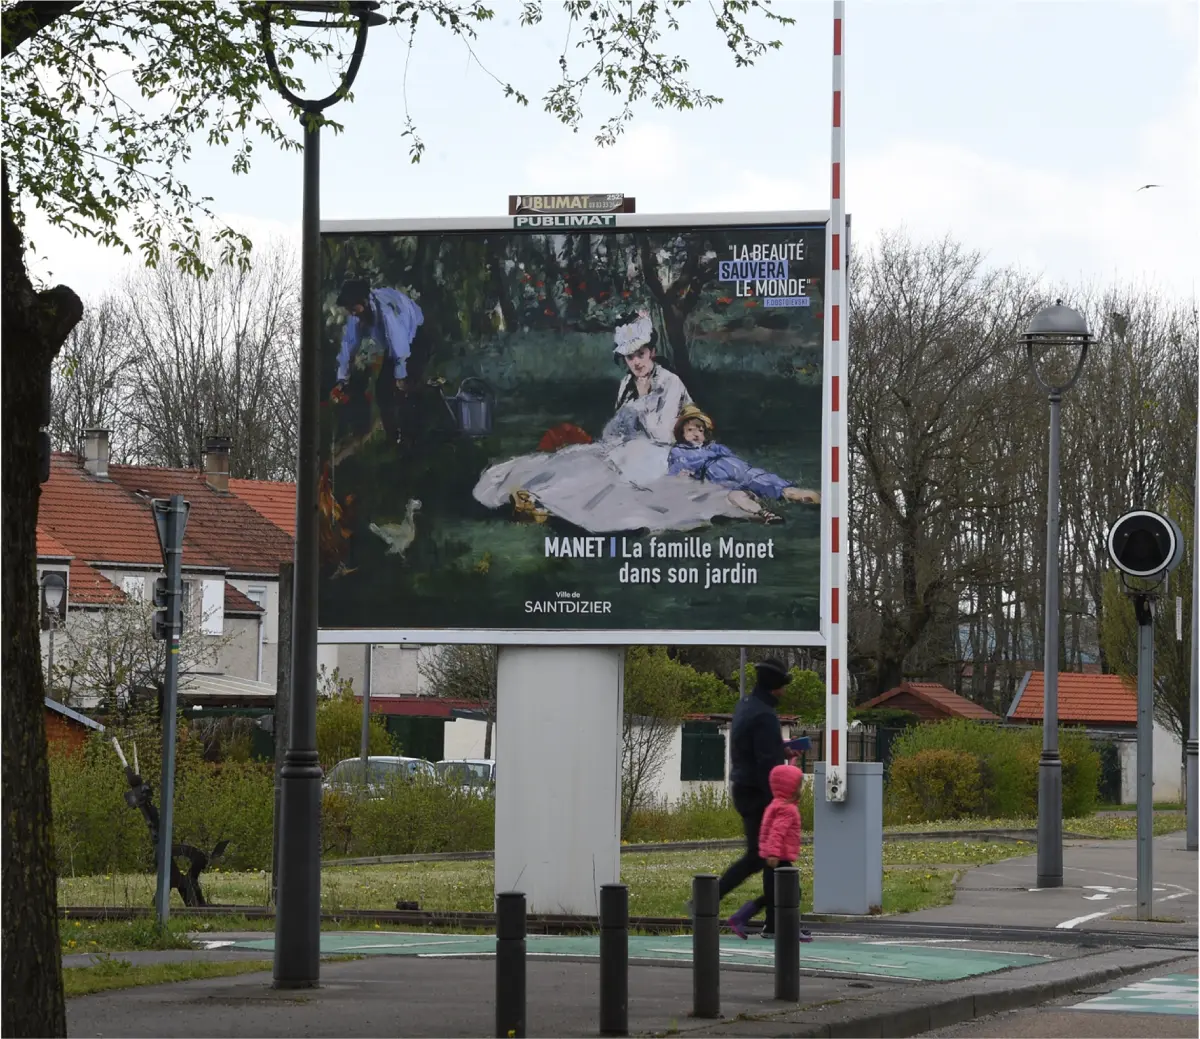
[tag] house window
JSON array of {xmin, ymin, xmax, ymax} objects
[
  {"xmin": 680, "ymin": 721, "xmax": 725, "ymax": 782},
  {"xmin": 122, "ymin": 575, "xmax": 145, "ymax": 600},
  {"xmin": 247, "ymin": 588, "xmax": 267, "ymax": 642},
  {"xmin": 200, "ymin": 579, "xmax": 225, "ymax": 636}
]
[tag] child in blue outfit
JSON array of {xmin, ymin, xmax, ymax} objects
[{"xmin": 668, "ymin": 405, "xmax": 820, "ymax": 522}]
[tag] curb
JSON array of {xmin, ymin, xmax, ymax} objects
[{"xmin": 672, "ymin": 946, "xmax": 1192, "ymax": 1037}]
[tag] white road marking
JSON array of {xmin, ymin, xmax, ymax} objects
[
  {"xmin": 865, "ymin": 939, "xmax": 970, "ymax": 946},
  {"xmin": 1057, "ymin": 909, "xmax": 1117, "ymax": 929},
  {"xmin": 197, "ymin": 940, "xmax": 237, "ymax": 950}
]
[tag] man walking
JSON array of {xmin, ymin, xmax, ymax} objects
[
  {"xmin": 715, "ymin": 657, "xmax": 792, "ymax": 937},
  {"xmin": 330, "ymin": 278, "xmax": 424, "ymax": 446}
]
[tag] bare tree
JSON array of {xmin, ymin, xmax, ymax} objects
[
  {"xmin": 122, "ymin": 238, "xmax": 299, "ymax": 478},
  {"xmin": 49, "ymin": 296, "xmax": 138, "ymax": 459},
  {"xmin": 848, "ymin": 233, "xmax": 1043, "ymax": 698},
  {"xmin": 418, "ymin": 645, "xmax": 497, "ymax": 757}
]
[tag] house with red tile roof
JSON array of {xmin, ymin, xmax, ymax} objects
[
  {"xmin": 858, "ymin": 681, "xmax": 1000, "ymax": 722},
  {"xmin": 36, "ymin": 431, "xmax": 281, "ymax": 708},
  {"xmin": 229, "ymin": 478, "xmax": 296, "ymax": 537},
  {"xmin": 1007, "ymin": 671, "xmax": 1183, "ymax": 802},
  {"xmin": 36, "ymin": 430, "xmax": 436, "ymax": 714}
]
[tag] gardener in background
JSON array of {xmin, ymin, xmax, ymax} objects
[
  {"xmin": 712, "ymin": 657, "xmax": 793, "ymax": 938},
  {"xmin": 330, "ymin": 278, "xmax": 424, "ymax": 447}
]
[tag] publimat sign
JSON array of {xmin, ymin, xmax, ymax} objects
[{"xmin": 317, "ymin": 215, "xmax": 828, "ymax": 643}]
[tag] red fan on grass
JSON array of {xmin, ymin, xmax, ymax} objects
[{"xmin": 537, "ymin": 423, "xmax": 593, "ymax": 452}]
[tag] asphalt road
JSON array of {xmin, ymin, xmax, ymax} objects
[{"xmin": 918, "ymin": 958, "xmax": 1198, "ymax": 1038}]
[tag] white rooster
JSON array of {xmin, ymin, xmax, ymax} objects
[{"xmin": 370, "ymin": 498, "xmax": 422, "ymax": 559}]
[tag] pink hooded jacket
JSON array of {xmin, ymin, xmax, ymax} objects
[{"xmin": 759, "ymin": 764, "xmax": 804, "ymax": 863}]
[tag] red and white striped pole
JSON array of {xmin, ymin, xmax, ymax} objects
[{"xmin": 825, "ymin": 0, "xmax": 848, "ymax": 803}]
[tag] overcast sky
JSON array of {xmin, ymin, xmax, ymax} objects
[{"xmin": 23, "ymin": 0, "xmax": 1199, "ymax": 302}]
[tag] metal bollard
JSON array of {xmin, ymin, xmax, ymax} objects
[
  {"xmin": 774, "ymin": 867, "xmax": 800, "ymax": 1001},
  {"xmin": 691, "ymin": 873, "xmax": 720, "ymax": 1019},
  {"xmin": 496, "ymin": 891, "xmax": 526, "ymax": 1038},
  {"xmin": 599, "ymin": 884, "xmax": 629, "ymax": 1036}
]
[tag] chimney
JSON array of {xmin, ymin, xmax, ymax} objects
[
  {"xmin": 82, "ymin": 428, "xmax": 110, "ymax": 478},
  {"xmin": 203, "ymin": 435, "xmax": 232, "ymax": 493}
]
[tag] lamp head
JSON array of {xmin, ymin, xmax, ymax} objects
[
  {"xmin": 41, "ymin": 571, "xmax": 67, "ymax": 627},
  {"xmin": 1019, "ymin": 299, "xmax": 1094, "ymax": 395}
]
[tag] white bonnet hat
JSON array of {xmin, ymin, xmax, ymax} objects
[{"xmin": 612, "ymin": 310, "xmax": 655, "ymax": 356}]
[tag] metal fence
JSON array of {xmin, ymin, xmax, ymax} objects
[{"xmin": 787, "ymin": 725, "xmax": 907, "ymax": 772}]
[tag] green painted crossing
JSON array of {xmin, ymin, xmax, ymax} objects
[
  {"xmin": 1072, "ymin": 974, "xmax": 1198, "ymax": 1017},
  {"xmin": 228, "ymin": 932, "xmax": 1048, "ymax": 982}
]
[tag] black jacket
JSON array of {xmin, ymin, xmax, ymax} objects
[{"xmin": 729, "ymin": 685, "xmax": 785, "ymax": 799}]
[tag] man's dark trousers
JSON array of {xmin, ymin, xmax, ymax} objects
[
  {"xmin": 718, "ymin": 784, "xmax": 776, "ymax": 933},
  {"xmin": 343, "ymin": 362, "xmax": 402, "ymax": 443}
]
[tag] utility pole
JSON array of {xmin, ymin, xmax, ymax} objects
[{"xmin": 151, "ymin": 494, "xmax": 189, "ymax": 926}]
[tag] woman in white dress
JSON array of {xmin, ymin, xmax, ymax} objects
[{"xmin": 472, "ymin": 312, "xmax": 747, "ymax": 533}]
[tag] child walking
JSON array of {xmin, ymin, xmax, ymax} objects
[
  {"xmin": 729, "ymin": 763, "xmax": 813, "ymax": 941},
  {"xmin": 667, "ymin": 405, "xmax": 819, "ymax": 523}
]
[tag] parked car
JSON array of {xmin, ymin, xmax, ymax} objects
[
  {"xmin": 435, "ymin": 758, "xmax": 496, "ymax": 796},
  {"xmin": 324, "ymin": 755, "xmax": 436, "ymax": 797}
]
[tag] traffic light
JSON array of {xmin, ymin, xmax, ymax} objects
[
  {"xmin": 1106, "ymin": 510, "xmax": 1185, "ymax": 579},
  {"xmin": 152, "ymin": 577, "xmax": 170, "ymax": 641}
]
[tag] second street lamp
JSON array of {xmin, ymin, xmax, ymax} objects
[
  {"xmin": 1020, "ymin": 300, "xmax": 1093, "ymax": 889},
  {"xmin": 41, "ymin": 570, "xmax": 67, "ymax": 689},
  {"xmin": 256, "ymin": 0, "xmax": 384, "ymax": 989}
]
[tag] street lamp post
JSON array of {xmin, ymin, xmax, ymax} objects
[
  {"xmin": 1188, "ymin": 417, "xmax": 1198, "ymax": 852},
  {"xmin": 256, "ymin": 0, "xmax": 383, "ymax": 989},
  {"xmin": 41, "ymin": 571, "xmax": 67, "ymax": 690},
  {"xmin": 1020, "ymin": 301, "xmax": 1093, "ymax": 889}
]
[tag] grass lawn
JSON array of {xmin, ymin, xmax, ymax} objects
[
  {"xmin": 884, "ymin": 813, "xmax": 1186, "ymax": 839},
  {"xmin": 59, "ymin": 838, "xmax": 1026, "ymax": 919},
  {"xmin": 60, "ymin": 916, "xmax": 195, "ymax": 954},
  {"xmin": 1102, "ymin": 802, "xmax": 1184, "ymax": 812},
  {"xmin": 64, "ymin": 957, "xmax": 273, "ymax": 997}
]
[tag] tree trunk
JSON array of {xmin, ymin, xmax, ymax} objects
[
  {"xmin": 487, "ymin": 244, "xmax": 517, "ymax": 335},
  {"xmin": 484, "ymin": 716, "xmax": 493, "ymax": 760},
  {"xmin": 2, "ymin": 163, "xmax": 82, "ymax": 1038},
  {"xmin": 661, "ymin": 306, "xmax": 693, "ymax": 382}
]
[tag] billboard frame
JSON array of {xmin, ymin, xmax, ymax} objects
[{"xmin": 317, "ymin": 209, "xmax": 835, "ymax": 649}]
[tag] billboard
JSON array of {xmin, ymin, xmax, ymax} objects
[{"xmin": 316, "ymin": 212, "xmax": 831, "ymax": 645}]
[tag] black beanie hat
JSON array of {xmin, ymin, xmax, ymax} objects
[
  {"xmin": 337, "ymin": 278, "xmax": 371, "ymax": 308},
  {"xmin": 755, "ymin": 657, "xmax": 789, "ymax": 690}
]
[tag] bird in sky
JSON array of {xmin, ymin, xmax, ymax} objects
[{"xmin": 1135, "ymin": 183, "xmax": 1161, "ymax": 191}]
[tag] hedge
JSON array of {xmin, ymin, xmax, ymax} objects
[{"xmin": 885, "ymin": 720, "xmax": 1100, "ymax": 822}]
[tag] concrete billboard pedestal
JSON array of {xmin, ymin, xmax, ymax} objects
[
  {"xmin": 494, "ymin": 646, "xmax": 624, "ymax": 915},
  {"xmin": 812, "ymin": 761, "xmax": 883, "ymax": 915}
]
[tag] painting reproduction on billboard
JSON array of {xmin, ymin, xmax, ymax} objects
[{"xmin": 317, "ymin": 213, "xmax": 828, "ymax": 643}]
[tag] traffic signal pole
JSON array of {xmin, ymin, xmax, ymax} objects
[{"xmin": 152, "ymin": 494, "xmax": 188, "ymax": 926}]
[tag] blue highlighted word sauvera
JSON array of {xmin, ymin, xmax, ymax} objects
[{"xmin": 718, "ymin": 259, "xmax": 789, "ymax": 282}]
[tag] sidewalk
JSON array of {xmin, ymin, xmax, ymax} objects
[
  {"xmin": 901, "ymin": 832, "xmax": 1197, "ymax": 935},
  {"xmin": 64, "ymin": 835, "xmax": 1197, "ymax": 1038}
]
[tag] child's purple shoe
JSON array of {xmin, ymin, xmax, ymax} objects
[{"xmin": 728, "ymin": 900, "xmax": 756, "ymax": 940}]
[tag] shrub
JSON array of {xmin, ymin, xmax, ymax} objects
[
  {"xmin": 624, "ymin": 787, "xmax": 740, "ymax": 843},
  {"xmin": 886, "ymin": 720, "xmax": 1101, "ymax": 820},
  {"xmin": 622, "ymin": 777, "xmax": 816, "ymax": 846},
  {"xmin": 321, "ymin": 777, "xmax": 495, "ymax": 859},
  {"xmin": 1061, "ymin": 729, "xmax": 1101, "ymax": 818},
  {"xmin": 172, "ymin": 760, "xmax": 275, "ymax": 871},
  {"xmin": 315, "ymin": 679, "xmax": 394, "ymax": 772},
  {"xmin": 887, "ymin": 749, "xmax": 983, "ymax": 823}
]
